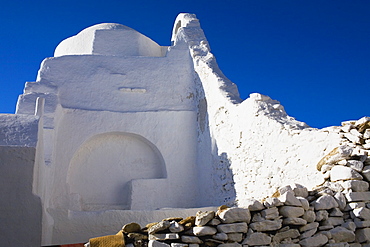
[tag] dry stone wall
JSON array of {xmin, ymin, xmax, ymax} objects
[{"xmin": 86, "ymin": 117, "xmax": 370, "ymax": 246}]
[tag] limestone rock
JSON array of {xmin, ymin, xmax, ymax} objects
[
  {"xmin": 353, "ymin": 207, "xmax": 370, "ymax": 220},
  {"xmin": 299, "ymin": 222, "xmax": 319, "ymax": 232},
  {"xmin": 149, "ymin": 233, "xmax": 180, "ymax": 241},
  {"xmin": 217, "ymin": 243, "xmax": 241, "ymax": 247},
  {"xmin": 245, "ymin": 199, "xmax": 265, "ymax": 211},
  {"xmin": 195, "ymin": 211, "xmax": 215, "ymax": 226},
  {"xmin": 127, "ymin": 233, "xmax": 148, "ymax": 241},
  {"xmin": 171, "ymin": 244, "xmax": 188, "ymax": 247},
  {"xmin": 342, "ymin": 180, "xmax": 369, "ymax": 192},
  {"xmin": 298, "ymin": 197, "xmax": 310, "ymax": 210},
  {"xmin": 279, "ymin": 206, "xmax": 304, "ymax": 218},
  {"xmin": 300, "ymin": 228, "xmax": 317, "ymax": 239},
  {"xmin": 330, "ymin": 166, "xmax": 363, "ymax": 181},
  {"xmin": 330, "ymin": 208, "xmax": 344, "ymax": 217},
  {"xmin": 272, "ymin": 229, "xmax": 300, "ymax": 243},
  {"xmin": 263, "ymin": 197, "xmax": 283, "ymax": 208},
  {"xmin": 227, "ymin": 233, "xmax": 243, "ymax": 242},
  {"xmin": 181, "ymin": 235, "xmax": 203, "ymax": 244},
  {"xmin": 279, "ymin": 191, "xmax": 302, "ymax": 206},
  {"xmin": 250, "ymin": 219, "xmax": 282, "ymax": 232},
  {"xmin": 362, "ymin": 166, "xmax": 370, "ymax": 181},
  {"xmin": 212, "ymin": 232, "xmax": 228, "ymax": 241},
  {"xmin": 355, "ymin": 228, "xmax": 370, "ymax": 243},
  {"xmin": 217, "ymin": 207, "xmax": 251, "ymax": 224},
  {"xmin": 122, "ymin": 222, "xmax": 142, "ymax": 233},
  {"xmin": 261, "ymin": 207, "xmax": 279, "ymax": 220},
  {"xmin": 149, "ymin": 240, "xmax": 170, "ymax": 247},
  {"xmin": 216, "ymin": 222, "xmax": 248, "ymax": 233},
  {"xmin": 299, "ymin": 234, "xmax": 328, "ymax": 247},
  {"xmin": 303, "ymin": 210, "xmax": 316, "ymax": 223},
  {"xmin": 192, "ymin": 226, "xmax": 217, "ymax": 236},
  {"xmin": 322, "ymin": 217, "xmax": 345, "ymax": 227},
  {"xmin": 314, "ymin": 195, "xmax": 339, "ymax": 210},
  {"xmin": 316, "ymin": 210, "xmax": 329, "ymax": 221},
  {"xmin": 148, "ymin": 221, "xmax": 171, "ymax": 234},
  {"xmin": 341, "ymin": 221, "xmax": 356, "ymax": 231},
  {"xmin": 334, "ymin": 192, "xmax": 347, "ymax": 210},
  {"xmin": 208, "ymin": 218, "xmax": 221, "ymax": 226},
  {"xmin": 179, "ymin": 216, "xmax": 196, "ymax": 226},
  {"xmin": 329, "ymin": 226, "xmax": 355, "ymax": 243},
  {"xmin": 169, "ymin": 221, "xmax": 184, "ymax": 233},
  {"xmin": 345, "ymin": 192, "xmax": 370, "ymax": 202},
  {"xmin": 317, "ymin": 146, "xmax": 353, "ymax": 171},
  {"xmin": 242, "ymin": 232, "xmax": 271, "ymax": 246},
  {"xmin": 282, "ymin": 217, "xmax": 307, "ymax": 226},
  {"xmin": 347, "ymin": 160, "xmax": 364, "ymax": 172}
]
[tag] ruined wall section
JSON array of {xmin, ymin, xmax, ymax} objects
[{"xmin": 172, "ymin": 13, "xmax": 343, "ymax": 206}]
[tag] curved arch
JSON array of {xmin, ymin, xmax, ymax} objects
[{"xmin": 67, "ymin": 132, "xmax": 166, "ymax": 211}]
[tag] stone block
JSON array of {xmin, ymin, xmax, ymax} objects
[
  {"xmin": 345, "ymin": 192, "xmax": 370, "ymax": 202},
  {"xmin": 242, "ymin": 232, "xmax": 271, "ymax": 245},
  {"xmin": 299, "ymin": 234, "xmax": 328, "ymax": 247},
  {"xmin": 181, "ymin": 235, "xmax": 203, "ymax": 244},
  {"xmin": 329, "ymin": 226, "xmax": 355, "ymax": 243},
  {"xmin": 353, "ymin": 207, "xmax": 370, "ymax": 220},
  {"xmin": 279, "ymin": 206, "xmax": 304, "ymax": 218},
  {"xmin": 341, "ymin": 180, "xmax": 369, "ymax": 192},
  {"xmin": 261, "ymin": 207, "xmax": 279, "ymax": 220},
  {"xmin": 218, "ymin": 207, "xmax": 251, "ymax": 224},
  {"xmin": 314, "ymin": 195, "xmax": 339, "ymax": 210},
  {"xmin": 149, "ymin": 240, "xmax": 170, "ymax": 247},
  {"xmin": 195, "ymin": 211, "xmax": 215, "ymax": 226},
  {"xmin": 330, "ymin": 166, "xmax": 363, "ymax": 182},
  {"xmin": 279, "ymin": 191, "xmax": 302, "ymax": 206},
  {"xmin": 227, "ymin": 233, "xmax": 243, "ymax": 242},
  {"xmin": 216, "ymin": 222, "xmax": 248, "ymax": 233},
  {"xmin": 250, "ymin": 219, "xmax": 282, "ymax": 232},
  {"xmin": 355, "ymin": 227, "xmax": 370, "ymax": 243},
  {"xmin": 272, "ymin": 229, "xmax": 300, "ymax": 243},
  {"xmin": 282, "ymin": 217, "xmax": 307, "ymax": 226},
  {"xmin": 192, "ymin": 226, "xmax": 217, "ymax": 236}
]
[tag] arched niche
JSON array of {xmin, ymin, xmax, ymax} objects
[{"xmin": 67, "ymin": 132, "xmax": 166, "ymax": 211}]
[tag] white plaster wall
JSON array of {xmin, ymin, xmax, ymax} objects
[
  {"xmin": 0, "ymin": 114, "xmax": 42, "ymax": 246},
  {"xmin": 173, "ymin": 13, "xmax": 343, "ymax": 206}
]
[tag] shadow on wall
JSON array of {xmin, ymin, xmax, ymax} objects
[
  {"xmin": 216, "ymin": 152, "xmax": 236, "ymax": 206},
  {"xmin": 0, "ymin": 146, "xmax": 42, "ymax": 246}
]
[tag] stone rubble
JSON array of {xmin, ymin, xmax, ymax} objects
[{"xmin": 86, "ymin": 117, "xmax": 370, "ymax": 246}]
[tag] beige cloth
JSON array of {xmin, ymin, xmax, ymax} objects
[{"xmin": 89, "ymin": 230, "xmax": 125, "ymax": 247}]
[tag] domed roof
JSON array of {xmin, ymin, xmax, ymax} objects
[{"xmin": 54, "ymin": 23, "xmax": 164, "ymax": 57}]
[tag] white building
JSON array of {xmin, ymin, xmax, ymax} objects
[{"xmin": 0, "ymin": 14, "xmax": 344, "ymax": 245}]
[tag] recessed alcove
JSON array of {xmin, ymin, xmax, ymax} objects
[{"xmin": 67, "ymin": 132, "xmax": 166, "ymax": 211}]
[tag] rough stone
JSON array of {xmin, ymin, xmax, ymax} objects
[
  {"xmin": 341, "ymin": 221, "xmax": 356, "ymax": 231},
  {"xmin": 216, "ymin": 222, "xmax": 248, "ymax": 233},
  {"xmin": 218, "ymin": 207, "xmax": 251, "ymax": 224},
  {"xmin": 279, "ymin": 191, "xmax": 302, "ymax": 206},
  {"xmin": 330, "ymin": 208, "xmax": 344, "ymax": 217},
  {"xmin": 181, "ymin": 236, "xmax": 203, "ymax": 244},
  {"xmin": 250, "ymin": 219, "xmax": 283, "ymax": 232},
  {"xmin": 263, "ymin": 197, "xmax": 283, "ymax": 208},
  {"xmin": 212, "ymin": 233, "xmax": 228, "ymax": 241},
  {"xmin": 330, "ymin": 166, "xmax": 363, "ymax": 181},
  {"xmin": 317, "ymin": 146, "xmax": 353, "ymax": 171},
  {"xmin": 149, "ymin": 240, "xmax": 170, "ymax": 247},
  {"xmin": 342, "ymin": 180, "xmax": 369, "ymax": 192},
  {"xmin": 299, "ymin": 234, "xmax": 328, "ymax": 247},
  {"xmin": 279, "ymin": 206, "xmax": 304, "ymax": 218},
  {"xmin": 362, "ymin": 166, "xmax": 370, "ymax": 181},
  {"xmin": 261, "ymin": 207, "xmax": 279, "ymax": 220},
  {"xmin": 334, "ymin": 192, "xmax": 347, "ymax": 210},
  {"xmin": 314, "ymin": 195, "xmax": 339, "ymax": 210},
  {"xmin": 347, "ymin": 160, "xmax": 364, "ymax": 172},
  {"xmin": 302, "ymin": 210, "xmax": 316, "ymax": 223},
  {"xmin": 345, "ymin": 192, "xmax": 370, "ymax": 202},
  {"xmin": 149, "ymin": 233, "xmax": 180, "ymax": 241},
  {"xmin": 316, "ymin": 210, "xmax": 329, "ymax": 221},
  {"xmin": 245, "ymin": 199, "xmax": 265, "ymax": 211},
  {"xmin": 192, "ymin": 226, "xmax": 217, "ymax": 236},
  {"xmin": 272, "ymin": 229, "xmax": 300, "ymax": 243},
  {"xmin": 169, "ymin": 221, "xmax": 184, "ymax": 233},
  {"xmin": 208, "ymin": 218, "xmax": 221, "ymax": 226},
  {"xmin": 329, "ymin": 226, "xmax": 355, "ymax": 243},
  {"xmin": 300, "ymin": 228, "xmax": 317, "ymax": 239},
  {"xmin": 195, "ymin": 211, "xmax": 215, "ymax": 226},
  {"xmin": 299, "ymin": 222, "xmax": 319, "ymax": 232},
  {"xmin": 322, "ymin": 217, "xmax": 345, "ymax": 227},
  {"xmin": 355, "ymin": 228, "xmax": 370, "ymax": 243},
  {"xmin": 353, "ymin": 207, "xmax": 370, "ymax": 220},
  {"xmin": 171, "ymin": 244, "xmax": 188, "ymax": 247},
  {"xmin": 122, "ymin": 222, "xmax": 142, "ymax": 233},
  {"xmin": 242, "ymin": 232, "xmax": 271, "ymax": 245},
  {"xmin": 217, "ymin": 243, "xmax": 241, "ymax": 247},
  {"xmin": 298, "ymin": 197, "xmax": 310, "ymax": 210},
  {"xmin": 227, "ymin": 233, "xmax": 243, "ymax": 242},
  {"xmin": 282, "ymin": 217, "xmax": 307, "ymax": 226},
  {"xmin": 148, "ymin": 221, "xmax": 171, "ymax": 234}
]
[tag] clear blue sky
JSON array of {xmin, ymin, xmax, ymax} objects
[{"xmin": 1, "ymin": 0, "xmax": 369, "ymax": 128}]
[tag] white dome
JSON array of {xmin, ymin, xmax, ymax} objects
[{"xmin": 54, "ymin": 23, "xmax": 164, "ymax": 57}]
